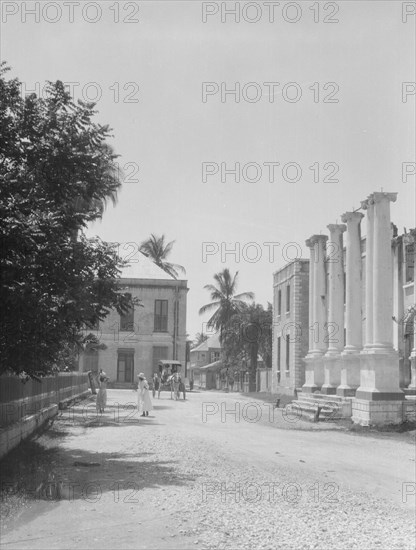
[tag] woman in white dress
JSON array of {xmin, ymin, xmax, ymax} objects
[{"xmin": 137, "ymin": 373, "xmax": 153, "ymax": 417}]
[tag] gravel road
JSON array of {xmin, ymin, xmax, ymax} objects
[{"xmin": 1, "ymin": 389, "xmax": 415, "ymax": 550}]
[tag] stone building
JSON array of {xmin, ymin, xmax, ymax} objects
[
  {"xmin": 272, "ymin": 192, "xmax": 415, "ymax": 425},
  {"xmin": 79, "ymin": 252, "xmax": 188, "ymax": 388},
  {"xmin": 272, "ymin": 259, "xmax": 309, "ymax": 395}
]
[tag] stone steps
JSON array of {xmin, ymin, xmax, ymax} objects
[{"xmin": 290, "ymin": 392, "xmax": 353, "ymax": 422}]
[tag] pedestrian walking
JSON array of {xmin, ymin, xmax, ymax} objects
[
  {"xmin": 137, "ymin": 373, "xmax": 153, "ymax": 417},
  {"xmin": 96, "ymin": 372, "xmax": 109, "ymax": 414},
  {"xmin": 152, "ymin": 373, "xmax": 160, "ymax": 398}
]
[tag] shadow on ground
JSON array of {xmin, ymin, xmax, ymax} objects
[{"xmin": 0, "ymin": 419, "xmax": 196, "ymax": 527}]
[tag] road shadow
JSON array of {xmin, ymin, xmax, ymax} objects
[
  {"xmin": 1, "ymin": 426, "xmax": 196, "ymax": 527},
  {"xmin": 55, "ymin": 399, "xmax": 165, "ymax": 428}
]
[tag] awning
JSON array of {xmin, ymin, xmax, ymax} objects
[{"xmin": 158, "ymin": 360, "xmax": 182, "ymax": 366}]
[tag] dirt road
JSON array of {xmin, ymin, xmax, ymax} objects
[{"xmin": 1, "ymin": 390, "xmax": 415, "ymax": 549}]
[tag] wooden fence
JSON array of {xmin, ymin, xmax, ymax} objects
[{"xmin": 0, "ymin": 372, "xmax": 90, "ymax": 428}]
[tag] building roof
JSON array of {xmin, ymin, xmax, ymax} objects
[
  {"xmin": 191, "ymin": 332, "xmax": 221, "ymax": 352},
  {"xmin": 119, "ymin": 252, "xmax": 176, "ymax": 281},
  {"xmin": 200, "ymin": 360, "xmax": 223, "ymax": 371}
]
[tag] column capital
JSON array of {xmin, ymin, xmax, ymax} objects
[
  {"xmin": 341, "ymin": 211, "xmax": 364, "ymax": 224},
  {"xmin": 327, "ymin": 223, "xmax": 346, "ymax": 235},
  {"xmin": 306, "ymin": 234, "xmax": 328, "ymax": 248},
  {"xmin": 371, "ymin": 191, "xmax": 397, "ymax": 204},
  {"xmin": 360, "ymin": 196, "xmax": 375, "ymax": 210}
]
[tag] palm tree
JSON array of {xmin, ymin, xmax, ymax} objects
[
  {"xmin": 139, "ymin": 234, "xmax": 186, "ymax": 279},
  {"xmin": 199, "ymin": 269, "xmax": 254, "ymax": 342},
  {"xmin": 194, "ymin": 332, "xmax": 209, "ymax": 346}
]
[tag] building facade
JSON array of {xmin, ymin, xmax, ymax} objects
[
  {"xmin": 189, "ymin": 333, "xmax": 222, "ymax": 389},
  {"xmin": 272, "ymin": 222, "xmax": 415, "ymax": 408},
  {"xmin": 272, "ymin": 259, "xmax": 309, "ymax": 395},
  {"xmin": 80, "ymin": 253, "xmax": 188, "ymax": 388},
  {"xmin": 273, "ymin": 192, "xmax": 415, "ymax": 425}
]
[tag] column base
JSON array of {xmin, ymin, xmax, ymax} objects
[
  {"xmin": 336, "ymin": 386, "xmax": 357, "ymax": 397},
  {"xmin": 337, "ymin": 353, "xmax": 361, "ymax": 397},
  {"xmin": 322, "ymin": 354, "xmax": 341, "ymax": 395},
  {"xmin": 320, "ymin": 385, "xmax": 337, "ymax": 395},
  {"xmin": 356, "ymin": 350, "xmax": 404, "ymax": 399},
  {"xmin": 302, "ymin": 354, "xmax": 324, "ymax": 394},
  {"xmin": 352, "ymin": 399, "xmax": 405, "ymax": 426}
]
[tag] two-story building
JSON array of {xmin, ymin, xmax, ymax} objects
[
  {"xmin": 272, "ymin": 259, "xmax": 310, "ymax": 395},
  {"xmin": 189, "ymin": 333, "xmax": 221, "ymax": 389},
  {"xmin": 79, "ymin": 252, "xmax": 188, "ymax": 388}
]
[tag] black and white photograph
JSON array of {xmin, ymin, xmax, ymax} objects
[{"xmin": 0, "ymin": 1, "xmax": 415, "ymax": 549}]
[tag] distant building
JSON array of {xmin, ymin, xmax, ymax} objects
[
  {"xmin": 79, "ymin": 252, "xmax": 188, "ymax": 388},
  {"xmin": 189, "ymin": 333, "xmax": 222, "ymax": 389},
  {"xmin": 272, "ymin": 259, "xmax": 310, "ymax": 396}
]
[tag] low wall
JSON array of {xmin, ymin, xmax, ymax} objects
[{"xmin": 0, "ymin": 373, "xmax": 90, "ymax": 460}]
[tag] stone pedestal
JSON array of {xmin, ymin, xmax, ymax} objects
[
  {"xmin": 356, "ymin": 351, "xmax": 403, "ymax": 398},
  {"xmin": 322, "ymin": 354, "xmax": 341, "ymax": 394},
  {"xmin": 337, "ymin": 354, "xmax": 361, "ymax": 396},
  {"xmin": 303, "ymin": 355, "xmax": 324, "ymax": 393},
  {"xmin": 352, "ymin": 399, "xmax": 405, "ymax": 426}
]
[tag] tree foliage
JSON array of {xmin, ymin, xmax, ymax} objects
[
  {"xmin": 139, "ymin": 233, "xmax": 186, "ymax": 279},
  {"xmin": 220, "ymin": 302, "xmax": 273, "ymax": 392},
  {"xmin": 193, "ymin": 332, "xmax": 209, "ymax": 347},
  {"xmin": 0, "ymin": 64, "xmax": 134, "ymax": 375},
  {"xmin": 199, "ymin": 268, "xmax": 254, "ymax": 341}
]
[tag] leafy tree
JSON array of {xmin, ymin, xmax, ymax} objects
[
  {"xmin": 199, "ymin": 268, "xmax": 254, "ymax": 342},
  {"xmin": 139, "ymin": 234, "xmax": 186, "ymax": 279},
  {"xmin": 0, "ymin": 64, "xmax": 135, "ymax": 376},
  {"xmin": 222, "ymin": 302, "xmax": 272, "ymax": 392}
]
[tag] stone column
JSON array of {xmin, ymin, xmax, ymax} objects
[
  {"xmin": 372, "ymin": 193, "xmax": 396, "ymax": 352},
  {"xmin": 338, "ymin": 211, "xmax": 363, "ymax": 396},
  {"xmin": 392, "ymin": 236, "xmax": 405, "ymax": 386},
  {"xmin": 311, "ymin": 235, "xmax": 328, "ymax": 356},
  {"xmin": 410, "ymin": 230, "xmax": 416, "ymax": 390},
  {"xmin": 322, "ymin": 224, "xmax": 346, "ymax": 394},
  {"xmin": 354, "ymin": 192, "xmax": 404, "ymax": 426},
  {"xmin": 303, "ymin": 235, "xmax": 327, "ymax": 392},
  {"xmin": 306, "ymin": 238, "xmax": 315, "ymax": 353},
  {"xmin": 342, "ymin": 211, "xmax": 364, "ymax": 353},
  {"xmin": 361, "ymin": 197, "xmax": 374, "ymax": 348},
  {"xmin": 410, "ymin": 308, "xmax": 416, "ymax": 390}
]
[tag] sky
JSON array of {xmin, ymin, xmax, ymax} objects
[{"xmin": 2, "ymin": 0, "xmax": 415, "ymax": 338}]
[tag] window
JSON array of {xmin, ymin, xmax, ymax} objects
[
  {"xmin": 406, "ymin": 243, "xmax": 414, "ymax": 283},
  {"xmin": 154, "ymin": 300, "xmax": 168, "ymax": 332},
  {"xmin": 153, "ymin": 346, "xmax": 168, "ymax": 372},
  {"xmin": 277, "ymin": 289, "xmax": 282, "ymax": 316},
  {"xmin": 117, "ymin": 351, "xmax": 134, "ymax": 383},
  {"xmin": 277, "ymin": 337, "xmax": 281, "ymax": 371},
  {"xmin": 286, "ymin": 285, "xmax": 290, "ymax": 313},
  {"xmin": 120, "ymin": 293, "xmax": 134, "ymax": 331},
  {"xmin": 286, "ymin": 335, "xmax": 290, "ymax": 370},
  {"xmin": 211, "ymin": 351, "xmax": 220, "ymax": 362},
  {"xmin": 343, "ymin": 272, "xmax": 346, "ymax": 305}
]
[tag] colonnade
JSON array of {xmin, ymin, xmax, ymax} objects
[{"xmin": 302, "ymin": 192, "xmax": 410, "ymax": 423}]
